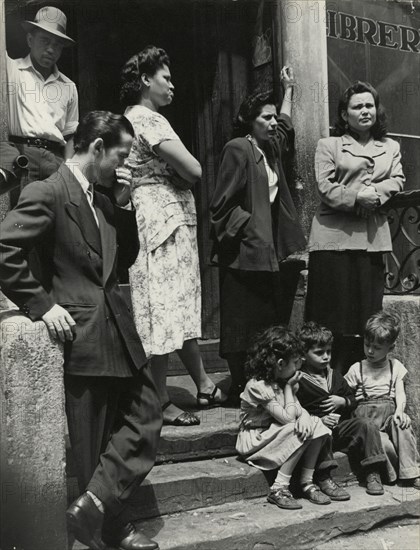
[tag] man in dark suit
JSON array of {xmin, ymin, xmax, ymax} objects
[{"xmin": 0, "ymin": 111, "xmax": 162, "ymax": 550}]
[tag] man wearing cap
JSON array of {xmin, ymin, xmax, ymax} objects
[{"xmin": 1, "ymin": 6, "xmax": 78, "ymax": 198}]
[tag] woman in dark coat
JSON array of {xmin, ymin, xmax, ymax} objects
[{"xmin": 210, "ymin": 67, "xmax": 306, "ymax": 404}]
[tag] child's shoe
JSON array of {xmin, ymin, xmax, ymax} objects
[
  {"xmin": 267, "ymin": 487, "xmax": 302, "ymax": 510},
  {"xmin": 301, "ymin": 483, "xmax": 331, "ymax": 505},
  {"xmin": 318, "ymin": 477, "xmax": 350, "ymax": 501},
  {"xmin": 366, "ymin": 471, "xmax": 384, "ymax": 495}
]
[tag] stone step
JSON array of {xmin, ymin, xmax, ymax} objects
[
  {"xmin": 66, "ymin": 408, "xmax": 239, "ymax": 477},
  {"xmin": 66, "ymin": 373, "xmax": 236, "ymax": 478},
  {"xmin": 157, "ymin": 411, "xmax": 239, "ymax": 463},
  {"xmin": 68, "ymin": 452, "xmax": 356, "ymax": 517},
  {"xmin": 71, "ymin": 483, "xmax": 420, "ymax": 550}
]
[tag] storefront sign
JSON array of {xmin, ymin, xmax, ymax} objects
[{"xmin": 327, "ymin": 10, "xmax": 420, "ymax": 53}]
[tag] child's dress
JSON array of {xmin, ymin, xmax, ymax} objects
[
  {"xmin": 236, "ymin": 378, "xmax": 331, "ymax": 471},
  {"xmin": 345, "ymin": 359, "xmax": 420, "ymax": 480}
]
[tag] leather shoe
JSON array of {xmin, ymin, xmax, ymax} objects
[
  {"xmin": 366, "ymin": 471, "xmax": 384, "ymax": 495},
  {"xmin": 66, "ymin": 492, "xmax": 106, "ymax": 550},
  {"xmin": 103, "ymin": 522, "xmax": 159, "ymax": 550},
  {"xmin": 318, "ymin": 477, "xmax": 351, "ymax": 501}
]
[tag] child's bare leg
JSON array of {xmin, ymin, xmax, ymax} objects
[
  {"xmin": 275, "ymin": 442, "xmax": 309, "ymax": 482},
  {"xmin": 300, "ymin": 436, "xmax": 331, "ymax": 505},
  {"xmin": 268, "ymin": 443, "xmax": 309, "ymax": 510}
]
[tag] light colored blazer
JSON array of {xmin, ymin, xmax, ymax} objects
[{"xmin": 308, "ymin": 134, "xmax": 405, "ymax": 252}]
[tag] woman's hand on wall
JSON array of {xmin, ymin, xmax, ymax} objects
[
  {"xmin": 280, "ymin": 66, "xmax": 295, "ymax": 90},
  {"xmin": 279, "ymin": 66, "xmax": 295, "ymax": 118}
]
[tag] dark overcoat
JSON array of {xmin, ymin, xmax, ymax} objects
[{"xmin": 210, "ymin": 114, "xmax": 306, "ymax": 271}]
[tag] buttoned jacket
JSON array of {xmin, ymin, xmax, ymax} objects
[
  {"xmin": 308, "ymin": 135, "xmax": 405, "ymax": 252},
  {"xmin": 210, "ymin": 114, "xmax": 306, "ymax": 271},
  {"xmin": 0, "ymin": 164, "xmax": 147, "ymax": 376}
]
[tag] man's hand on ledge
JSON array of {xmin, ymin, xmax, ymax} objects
[{"xmin": 42, "ymin": 304, "xmax": 76, "ymax": 343}]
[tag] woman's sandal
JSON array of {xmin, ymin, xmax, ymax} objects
[
  {"xmin": 197, "ymin": 385, "xmax": 227, "ymax": 409},
  {"xmin": 301, "ymin": 483, "xmax": 331, "ymax": 505},
  {"xmin": 162, "ymin": 401, "xmax": 200, "ymax": 426}
]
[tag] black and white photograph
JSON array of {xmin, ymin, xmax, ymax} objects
[{"xmin": 0, "ymin": 1, "xmax": 419, "ymax": 549}]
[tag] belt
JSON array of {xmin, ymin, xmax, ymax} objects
[{"xmin": 10, "ymin": 135, "xmax": 65, "ymax": 154}]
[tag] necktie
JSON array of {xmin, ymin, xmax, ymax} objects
[{"xmin": 86, "ymin": 184, "xmax": 99, "ymax": 227}]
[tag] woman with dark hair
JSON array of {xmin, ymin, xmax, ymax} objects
[
  {"xmin": 120, "ymin": 45, "xmax": 226, "ymax": 426},
  {"xmin": 305, "ymin": 81, "xmax": 405, "ymax": 373},
  {"xmin": 210, "ymin": 67, "xmax": 306, "ymax": 405}
]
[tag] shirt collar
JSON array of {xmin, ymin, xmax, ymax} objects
[
  {"xmin": 301, "ymin": 364, "xmax": 333, "ymax": 390},
  {"xmin": 341, "ymin": 133, "xmax": 384, "ymax": 149},
  {"xmin": 246, "ymin": 135, "xmax": 264, "ymax": 163},
  {"xmin": 19, "ymin": 54, "xmax": 61, "ymax": 82},
  {"xmin": 65, "ymin": 160, "xmax": 91, "ymax": 195}
]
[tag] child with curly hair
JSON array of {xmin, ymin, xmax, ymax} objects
[
  {"xmin": 345, "ymin": 311, "xmax": 420, "ymax": 488},
  {"xmin": 236, "ymin": 325, "xmax": 333, "ymax": 510}
]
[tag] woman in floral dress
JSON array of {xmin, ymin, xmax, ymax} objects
[{"xmin": 120, "ymin": 45, "xmax": 226, "ymax": 425}]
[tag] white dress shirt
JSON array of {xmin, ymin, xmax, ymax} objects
[
  {"xmin": 65, "ymin": 161, "xmax": 99, "ymax": 226},
  {"xmin": 7, "ymin": 54, "xmax": 79, "ymax": 145},
  {"xmin": 247, "ymin": 136, "xmax": 279, "ymax": 203}
]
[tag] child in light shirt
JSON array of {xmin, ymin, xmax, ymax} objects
[{"xmin": 345, "ymin": 311, "xmax": 420, "ymax": 488}]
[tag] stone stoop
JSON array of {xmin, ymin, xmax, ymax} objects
[
  {"xmin": 67, "ymin": 374, "xmax": 356, "ymax": 514},
  {"xmin": 72, "ymin": 484, "xmax": 420, "ymax": 550},
  {"xmin": 68, "ymin": 452, "xmax": 356, "ymax": 519},
  {"xmin": 67, "ymin": 373, "xmax": 419, "ymax": 550}
]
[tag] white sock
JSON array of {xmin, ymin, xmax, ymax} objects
[
  {"xmin": 300, "ymin": 467, "xmax": 315, "ymax": 487},
  {"xmin": 271, "ymin": 471, "xmax": 291, "ymax": 491},
  {"xmin": 87, "ymin": 490, "xmax": 105, "ymax": 513}
]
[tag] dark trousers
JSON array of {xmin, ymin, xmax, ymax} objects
[
  {"xmin": 316, "ymin": 417, "xmax": 387, "ymax": 478},
  {"xmin": 219, "ymin": 262, "xmax": 302, "ymax": 356},
  {"xmin": 65, "ymin": 364, "xmax": 162, "ymax": 521},
  {"xmin": 306, "ymin": 251, "xmax": 384, "ymax": 335}
]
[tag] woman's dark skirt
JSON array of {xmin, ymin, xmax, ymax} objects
[
  {"xmin": 219, "ymin": 261, "xmax": 303, "ymax": 357},
  {"xmin": 305, "ymin": 250, "xmax": 385, "ymax": 335}
]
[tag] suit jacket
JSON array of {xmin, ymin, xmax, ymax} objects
[
  {"xmin": 296, "ymin": 365, "xmax": 357, "ymax": 420},
  {"xmin": 210, "ymin": 114, "xmax": 306, "ymax": 271},
  {"xmin": 308, "ymin": 134, "xmax": 405, "ymax": 253},
  {"xmin": 0, "ymin": 163, "xmax": 147, "ymax": 377}
]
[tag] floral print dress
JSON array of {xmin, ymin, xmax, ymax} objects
[{"xmin": 124, "ymin": 105, "xmax": 201, "ymax": 357}]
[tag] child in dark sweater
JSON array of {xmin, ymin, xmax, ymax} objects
[{"xmin": 296, "ymin": 322, "xmax": 387, "ymax": 496}]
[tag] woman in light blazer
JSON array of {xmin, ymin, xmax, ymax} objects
[{"xmin": 306, "ymin": 81, "xmax": 405, "ymax": 372}]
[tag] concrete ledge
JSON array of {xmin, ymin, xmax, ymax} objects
[
  {"xmin": 0, "ymin": 310, "xmax": 67, "ymax": 550},
  {"xmin": 384, "ymin": 295, "xmax": 420, "ymax": 441}
]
